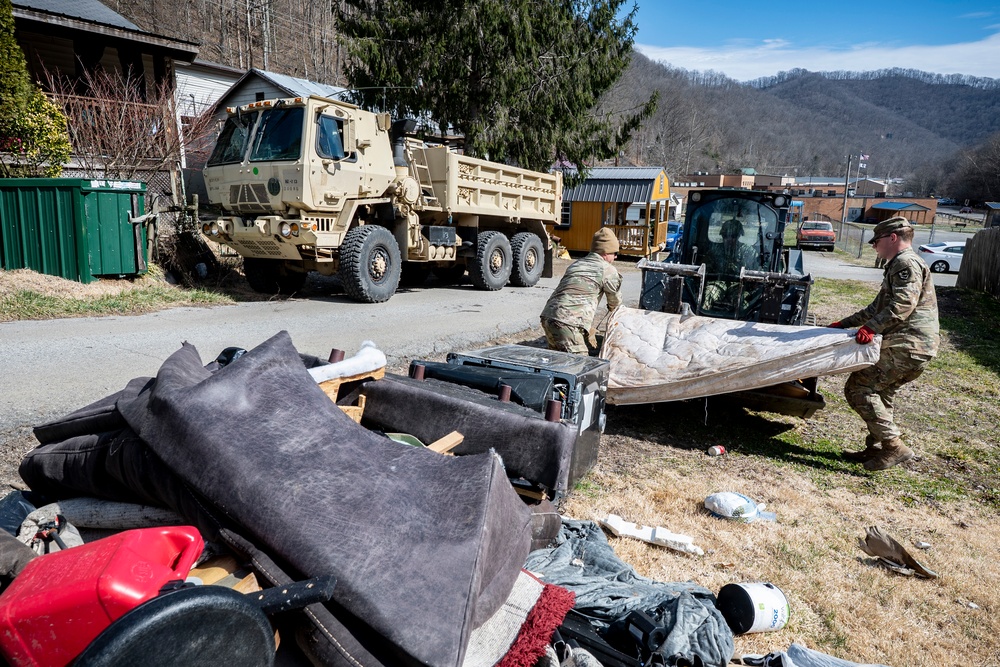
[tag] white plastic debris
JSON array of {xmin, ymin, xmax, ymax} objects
[
  {"xmin": 598, "ymin": 514, "xmax": 704, "ymax": 556},
  {"xmin": 704, "ymin": 492, "xmax": 776, "ymax": 523}
]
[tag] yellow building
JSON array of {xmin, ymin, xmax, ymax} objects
[{"xmin": 552, "ymin": 167, "xmax": 672, "ymax": 256}]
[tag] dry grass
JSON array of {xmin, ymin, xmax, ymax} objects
[
  {"xmin": 545, "ymin": 278, "xmax": 1000, "ymax": 665},
  {"xmin": 0, "ymin": 267, "xmax": 234, "ymax": 321}
]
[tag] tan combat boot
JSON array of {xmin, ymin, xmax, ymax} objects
[
  {"xmin": 863, "ymin": 437, "xmax": 914, "ymax": 471},
  {"xmin": 843, "ymin": 435, "xmax": 880, "ymax": 462}
]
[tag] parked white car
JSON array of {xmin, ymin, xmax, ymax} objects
[{"xmin": 918, "ymin": 241, "xmax": 965, "ymax": 273}]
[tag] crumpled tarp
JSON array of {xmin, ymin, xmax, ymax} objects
[
  {"xmin": 525, "ymin": 520, "xmax": 733, "ymax": 666},
  {"xmin": 21, "ymin": 331, "xmax": 533, "ymax": 667},
  {"xmin": 602, "ymin": 307, "xmax": 880, "ymax": 404}
]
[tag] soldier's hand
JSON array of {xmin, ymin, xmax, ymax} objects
[
  {"xmin": 827, "ymin": 320, "xmax": 843, "ymax": 328},
  {"xmin": 855, "ymin": 325, "xmax": 876, "ymax": 344}
]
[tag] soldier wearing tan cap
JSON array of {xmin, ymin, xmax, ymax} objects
[
  {"xmin": 828, "ymin": 216, "xmax": 940, "ymax": 470},
  {"xmin": 540, "ymin": 227, "xmax": 622, "ymax": 354}
]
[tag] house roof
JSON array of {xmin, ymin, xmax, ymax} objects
[
  {"xmin": 871, "ymin": 201, "xmax": 930, "ymax": 211},
  {"xmin": 13, "ymin": 0, "xmax": 199, "ymax": 60},
  {"xmin": 563, "ymin": 167, "xmax": 667, "ymax": 203},
  {"xmin": 217, "ymin": 68, "xmax": 345, "ymax": 106},
  {"xmin": 14, "ymin": 0, "xmax": 138, "ymax": 30}
]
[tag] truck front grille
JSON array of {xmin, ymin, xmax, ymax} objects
[{"xmin": 230, "ymin": 184, "xmax": 272, "ymax": 213}]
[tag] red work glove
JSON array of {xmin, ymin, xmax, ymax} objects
[
  {"xmin": 827, "ymin": 321, "xmax": 843, "ymax": 328},
  {"xmin": 855, "ymin": 325, "xmax": 876, "ymax": 344}
]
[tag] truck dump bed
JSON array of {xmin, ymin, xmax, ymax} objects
[{"xmin": 416, "ymin": 146, "xmax": 562, "ymax": 222}]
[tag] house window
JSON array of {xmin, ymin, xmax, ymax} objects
[{"xmin": 255, "ymin": 92, "xmax": 266, "ymax": 102}]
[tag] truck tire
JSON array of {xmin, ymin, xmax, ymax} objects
[
  {"xmin": 432, "ymin": 264, "xmax": 466, "ymax": 284},
  {"xmin": 400, "ymin": 262, "xmax": 430, "ymax": 287},
  {"xmin": 243, "ymin": 258, "xmax": 306, "ymax": 295},
  {"xmin": 509, "ymin": 232, "xmax": 545, "ymax": 287},
  {"xmin": 339, "ymin": 225, "xmax": 401, "ymax": 303},
  {"xmin": 469, "ymin": 231, "xmax": 512, "ymax": 291}
]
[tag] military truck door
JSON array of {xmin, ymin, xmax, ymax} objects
[{"xmin": 312, "ymin": 109, "xmax": 366, "ymax": 206}]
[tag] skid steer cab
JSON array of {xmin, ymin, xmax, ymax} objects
[
  {"xmin": 638, "ymin": 189, "xmax": 822, "ymax": 417},
  {"xmin": 639, "ymin": 189, "xmax": 811, "ymax": 325},
  {"xmin": 200, "ymin": 95, "xmax": 561, "ymax": 303}
]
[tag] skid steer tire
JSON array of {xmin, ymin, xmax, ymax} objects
[
  {"xmin": 469, "ymin": 231, "xmax": 512, "ymax": 291},
  {"xmin": 339, "ymin": 225, "xmax": 401, "ymax": 303},
  {"xmin": 243, "ymin": 258, "xmax": 306, "ymax": 295},
  {"xmin": 509, "ymin": 231, "xmax": 545, "ymax": 287}
]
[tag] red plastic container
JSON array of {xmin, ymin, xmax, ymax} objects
[{"xmin": 0, "ymin": 526, "xmax": 203, "ymax": 667}]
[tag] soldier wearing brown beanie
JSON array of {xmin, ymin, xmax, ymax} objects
[{"xmin": 539, "ymin": 227, "xmax": 622, "ymax": 354}]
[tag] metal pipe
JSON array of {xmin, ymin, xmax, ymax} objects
[
  {"xmin": 545, "ymin": 399, "xmax": 562, "ymax": 422},
  {"xmin": 498, "ymin": 384, "xmax": 512, "ymax": 402}
]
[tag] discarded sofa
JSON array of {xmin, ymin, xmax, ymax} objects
[{"xmin": 18, "ymin": 331, "xmax": 538, "ymax": 667}]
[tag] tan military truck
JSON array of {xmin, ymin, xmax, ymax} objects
[{"xmin": 201, "ymin": 95, "xmax": 562, "ymax": 302}]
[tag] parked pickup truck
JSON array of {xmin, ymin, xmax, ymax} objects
[{"xmin": 796, "ymin": 220, "xmax": 836, "ymax": 251}]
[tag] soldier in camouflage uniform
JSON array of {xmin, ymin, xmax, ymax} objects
[
  {"xmin": 828, "ymin": 217, "xmax": 939, "ymax": 470},
  {"xmin": 540, "ymin": 227, "xmax": 622, "ymax": 354},
  {"xmin": 702, "ymin": 218, "xmax": 760, "ymax": 313}
]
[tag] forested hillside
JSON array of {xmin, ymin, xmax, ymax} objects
[
  {"xmin": 109, "ymin": 0, "xmax": 999, "ymax": 196},
  {"xmin": 612, "ymin": 54, "xmax": 1000, "ymax": 193}
]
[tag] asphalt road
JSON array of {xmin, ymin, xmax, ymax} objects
[
  {"xmin": 800, "ymin": 249, "xmax": 958, "ymax": 287},
  {"xmin": 0, "ymin": 269, "xmax": 643, "ymax": 439}
]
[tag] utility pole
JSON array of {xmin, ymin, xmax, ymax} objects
[{"xmin": 841, "ymin": 154, "xmax": 853, "ymax": 224}]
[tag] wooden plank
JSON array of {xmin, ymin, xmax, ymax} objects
[
  {"xmin": 318, "ymin": 367, "xmax": 385, "ymax": 402},
  {"xmin": 427, "ymin": 431, "xmax": 463, "ymax": 454},
  {"xmin": 188, "ymin": 555, "xmax": 241, "ymax": 585}
]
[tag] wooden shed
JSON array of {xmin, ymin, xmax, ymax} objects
[{"xmin": 552, "ymin": 167, "xmax": 671, "ymax": 256}]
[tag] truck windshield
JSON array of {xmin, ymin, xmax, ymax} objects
[
  {"xmin": 249, "ymin": 107, "xmax": 304, "ymax": 162},
  {"xmin": 207, "ymin": 111, "xmax": 258, "ymax": 166},
  {"xmin": 694, "ymin": 197, "xmax": 778, "ymax": 273}
]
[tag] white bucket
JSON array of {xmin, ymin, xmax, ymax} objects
[{"xmin": 716, "ymin": 582, "xmax": 789, "ymax": 634}]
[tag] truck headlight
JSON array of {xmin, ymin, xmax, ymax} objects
[
  {"xmin": 202, "ymin": 222, "xmax": 220, "ymax": 237},
  {"xmin": 279, "ymin": 222, "xmax": 292, "ymax": 238},
  {"xmin": 290, "ymin": 223, "xmax": 300, "ymax": 237}
]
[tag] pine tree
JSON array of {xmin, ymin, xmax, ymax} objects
[
  {"xmin": 0, "ymin": 0, "xmax": 71, "ymax": 177},
  {"xmin": 335, "ymin": 0, "xmax": 655, "ymax": 174}
]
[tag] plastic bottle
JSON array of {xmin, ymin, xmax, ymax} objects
[{"xmin": 707, "ymin": 445, "xmax": 726, "ymax": 456}]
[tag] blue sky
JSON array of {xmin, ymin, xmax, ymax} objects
[{"xmin": 634, "ymin": 1, "xmax": 1000, "ymax": 81}]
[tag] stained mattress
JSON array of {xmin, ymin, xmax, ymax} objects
[{"xmin": 602, "ymin": 307, "xmax": 880, "ymax": 405}]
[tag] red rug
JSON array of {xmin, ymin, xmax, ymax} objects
[{"xmin": 496, "ymin": 580, "xmax": 576, "ymax": 667}]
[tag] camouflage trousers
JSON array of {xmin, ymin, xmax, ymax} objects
[
  {"xmin": 540, "ymin": 317, "xmax": 591, "ymax": 355},
  {"xmin": 844, "ymin": 346, "xmax": 933, "ymax": 442}
]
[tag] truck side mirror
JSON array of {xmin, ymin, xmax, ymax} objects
[{"xmin": 343, "ymin": 119, "xmax": 356, "ymax": 153}]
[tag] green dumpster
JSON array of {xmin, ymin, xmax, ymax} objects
[{"xmin": 0, "ymin": 178, "xmax": 148, "ymax": 284}]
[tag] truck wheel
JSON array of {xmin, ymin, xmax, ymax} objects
[
  {"xmin": 243, "ymin": 258, "xmax": 306, "ymax": 295},
  {"xmin": 432, "ymin": 264, "xmax": 466, "ymax": 284},
  {"xmin": 339, "ymin": 225, "xmax": 401, "ymax": 303},
  {"xmin": 509, "ymin": 232, "xmax": 545, "ymax": 287},
  {"xmin": 469, "ymin": 231, "xmax": 512, "ymax": 291},
  {"xmin": 400, "ymin": 262, "xmax": 430, "ymax": 287}
]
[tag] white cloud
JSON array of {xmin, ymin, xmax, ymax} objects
[{"xmin": 636, "ymin": 32, "xmax": 1000, "ymax": 81}]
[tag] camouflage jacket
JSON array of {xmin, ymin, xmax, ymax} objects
[
  {"xmin": 840, "ymin": 247, "xmax": 939, "ymax": 357},
  {"xmin": 540, "ymin": 253, "xmax": 622, "ymax": 329}
]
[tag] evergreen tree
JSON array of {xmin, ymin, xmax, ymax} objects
[
  {"xmin": 335, "ymin": 0, "xmax": 655, "ymax": 174},
  {"xmin": 0, "ymin": 0, "xmax": 70, "ymax": 177}
]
